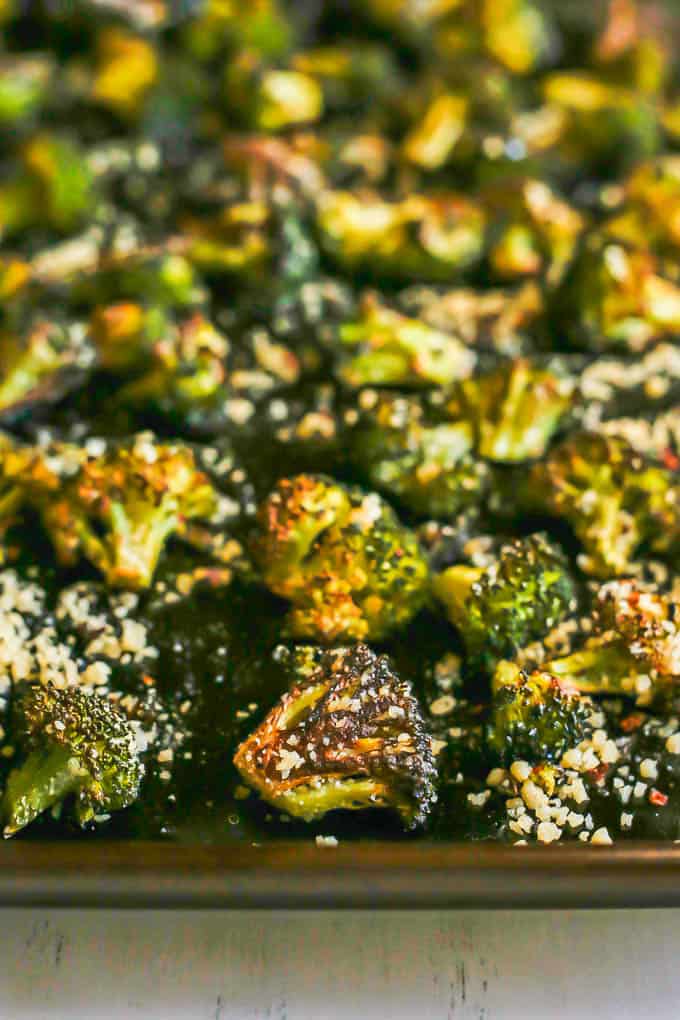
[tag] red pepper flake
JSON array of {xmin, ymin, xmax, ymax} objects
[
  {"xmin": 620, "ymin": 713, "xmax": 645, "ymax": 733},
  {"xmin": 662, "ymin": 448, "xmax": 680, "ymax": 472},
  {"xmin": 649, "ymin": 789, "xmax": 668, "ymax": 807}
]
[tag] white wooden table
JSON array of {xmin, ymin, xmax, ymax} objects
[{"xmin": 1, "ymin": 908, "xmax": 678, "ymax": 1018}]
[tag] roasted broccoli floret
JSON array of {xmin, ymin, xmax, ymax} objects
[
  {"xmin": 604, "ymin": 157, "xmax": 680, "ymax": 259},
  {"xmin": 18, "ymin": 434, "xmax": 222, "ymax": 590},
  {"xmin": 487, "ymin": 660, "xmax": 592, "ymax": 763},
  {"xmin": 316, "ymin": 190, "xmax": 487, "ymax": 282},
  {"xmin": 545, "ymin": 580, "xmax": 680, "ymax": 703},
  {"xmin": 2, "ymin": 682, "xmax": 143, "ymax": 836},
  {"xmin": 349, "ymin": 392, "xmax": 490, "ymax": 518},
  {"xmin": 234, "ymin": 643, "xmax": 436, "ymax": 827},
  {"xmin": 553, "ymin": 236, "xmax": 680, "ymax": 353},
  {"xmin": 251, "ymin": 474, "xmax": 429, "ymax": 642},
  {"xmin": 484, "ymin": 177, "xmax": 585, "ymax": 284},
  {"xmin": 447, "ymin": 357, "xmax": 576, "ymax": 463},
  {"xmin": 521, "ymin": 432, "xmax": 680, "ymax": 577},
  {"xmin": 433, "ymin": 533, "xmax": 575, "ymax": 673},
  {"xmin": 0, "ymin": 318, "xmax": 95, "ymax": 421},
  {"xmin": 337, "ymin": 295, "xmax": 475, "ymax": 389},
  {"xmin": 90, "ymin": 302, "xmax": 168, "ymax": 373}
]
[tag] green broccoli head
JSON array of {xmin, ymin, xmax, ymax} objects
[
  {"xmin": 316, "ymin": 190, "xmax": 487, "ymax": 283},
  {"xmin": 234, "ymin": 643, "xmax": 436, "ymax": 827},
  {"xmin": 337, "ymin": 294, "xmax": 475, "ymax": 389},
  {"xmin": 523, "ymin": 431, "xmax": 680, "ymax": 577},
  {"xmin": 350, "ymin": 392, "xmax": 490, "ymax": 518},
  {"xmin": 0, "ymin": 318, "xmax": 95, "ymax": 421},
  {"xmin": 447, "ymin": 357, "xmax": 576, "ymax": 463},
  {"xmin": 545, "ymin": 580, "xmax": 680, "ymax": 703},
  {"xmin": 0, "ymin": 54, "xmax": 52, "ymax": 126},
  {"xmin": 251, "ymin": 474, "xmax": 429, "ymax": 642},
  {"xmin": 487, "ymin": 660, "xmax": 593, "ymax": 764},
  {"xmin": 433, "ymin": 532, "xmax": 576, "ymax": 673},
  {"xmin": 2, "ymin": 682, "xmax": 143, "ymax": 836},
  {"xmin": 19, "ymin": 434, "xmax": 221, "ymax": 590}
]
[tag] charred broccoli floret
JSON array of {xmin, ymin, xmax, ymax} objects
[
  {"xmin": 0, "ymin": 318, "xmax": 95, "ymax": 421},
  {"xmin": 2, "ymin": 682, "xmax": 143, "ymax": 836},
  {"xmin": 433, "ymin": 533, "xmax": 575, "ymax": 673},
  {"xmin": 487, "ymin": 660, "xmax": 592, "ymax": 763},
  {"xmin": 337, "ymin": 294, "xmax": 475, "ymax": 388},
  {"xmin": 447, "ymin": 357, "xmax": 576, "ymax": 463},
  {"xmin": 545, "ymin": 580, "xmax": 680, "ymax": 703},
  {"xmin": 234, "ymin": 643, "xmax": 436, "ymax": 827},
  {"xmin": 251, "ymin": 474, "xmax": 429, "ymax": 642},
  {"xmin": 349, "ymin": 392, "xmax": 490, "ymax": 518},
  {"xmin": 17, "ymin": 434, "xmax": 222, "ymax": 590},
  {"xmin": 521, "ymin": 432, "xmax": 680, "ymax": 577}
]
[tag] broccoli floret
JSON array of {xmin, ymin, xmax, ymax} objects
[
  {"xmin": 545, "ymin": 580, "xmax": 680, "ymax": 703},
  {"xmin": 2, "ymin": 683, "xmax": 143, "ymax": 836},
  {"xmin": 0, "ymin": 318, "xmax": 95, "ymax": 421},
  {"xmin": 225, "ymin": 53, "xmax": 323, "ymax": 131},
  {"xmin": 0, "ymin": 134, "xmax": 96, "ymax": 237},
  {"xmin": 118, "ymin": 312, "xmax": 229, "ymax": 420},
  {"xmin": 90, "ymin": 302, "xmax": 169, "ymax": 373},
  {"xmin": 338, "ymin": 295, "xmax": 475, "ymax": 389},
  {"xmin": 522, "ymin": 432, "xmax": 680, "ymax": 577},
  {"xmin": 553, "ymin": 236, "xmax": 680, "ymax": 353},
  {"xmin": 19, "ymin": 434, "xmax": 221, "ymax": 590},
  {"xmin": 316, "ymin": 190, "xmax": 487, "ymax": 283},
  {"xmin": 0, "ymin": 55, "xmax": 53, "ymax": 126},
  {"xmin": 234, "ymin": 643, "xmax": 436, "ymax": 827},
  {"xmin": 487, "ymin": 660, "xmax": 592, "ymax": 763},
  {"xmin": 350, "ymin": 392, "xmax": 490, "ymax": 518},
  {"xmin": 251, "ymin": 474, "xmax": 429, "ymax": 642},
  {"xmin": 484, "ymin": 177, "xmax": 585, "ymax": 284},
  {"xmin": 447, "ymin": 357, "xmax": 576, "ymax": 463},
  {"xmin": 433, "ymin": 533, "xmax": 575, "ymax": 672},
  {"xmin": 604, "ymin": 156, "xmax": 680, "ymax": 259}
]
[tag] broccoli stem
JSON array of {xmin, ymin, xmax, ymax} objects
[
  {"xmin": 432, "ymin": 564, "xmax": 481, "ymax": 624},
  {"xmin": 275, "ymin": 776, "xmax": 395, "ymax": 822},
  {"xmin": 547, "ymin": 645, "xmax": 634, "ymax": 694},
  {"xmin": 2, "ymin": 745, "xmax": 86, "ymax": 837},
  {"xmin": 106, "ymin": 500, "xmax": 179, "ymax": 588}
]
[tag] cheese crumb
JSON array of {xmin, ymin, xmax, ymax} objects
[{"xmin": 591, "ymin": 827, "xmax": 613, "ymax": 846}]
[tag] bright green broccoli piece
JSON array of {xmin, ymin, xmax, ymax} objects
[
  {"xmin": 225, "ymin": 53, "xmax": 323, "ymax": 132},
  {"xmin": 545, "ymin": 580, "xmax": 680, "ymax": 703},
  {"xmin": 338, "ymin": 295, "xmax": 475, "ymax": 389},
  {"xmin": 0, "ymin": 318, "xmax": 95, "ymax": 421},
  {"xmin": 350, "ymin": 392, "xmax": 490, "ymax": 518},
  {"xmin": 522, "ymin": 432, "xmax": 680, "ymax": 577},
  {"xmin": 487, "ymin": 660, "xmax": 593, "ymax": 764},
  {"xmin": 2, "ymin": 683, "xmax": 143, "ymax": 836},
  {"xmin": 433, "ymin": 533, "xmax": 575, "ymax": 672},
  {"xmin": 447, "ymin": 357, "xmax": 576, "ymax": 463},
  {"xmin": 234, "ymin": 643, "xmax": 436, "ymax": 827},
  {"xmin": 19, "ymin": 434, "xmax": 221, "ymax": 590},
  {"xmin": 251, "ymin": 474, "xmax": 429, "ymax": 642}
]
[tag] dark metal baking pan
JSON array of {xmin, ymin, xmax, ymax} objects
[{"xmin": 2, "ymin": 841, "xmax": 680, "ymax": 909}]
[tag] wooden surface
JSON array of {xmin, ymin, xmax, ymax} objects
[{"xmin": 1, "ymin": 908, "xmax": 679, "ymax": 1017}]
